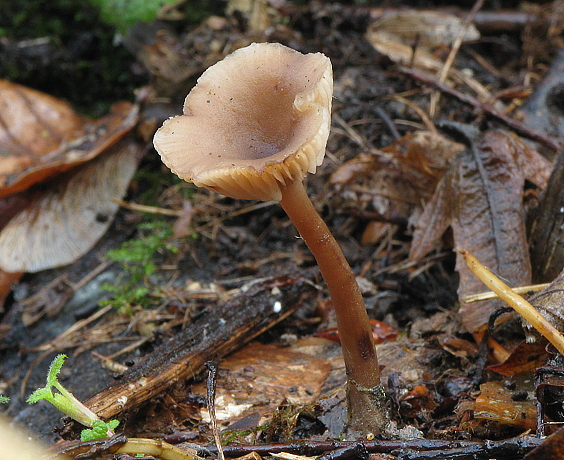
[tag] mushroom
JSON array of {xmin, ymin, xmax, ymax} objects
[{"xmin": 153, "ymin": 42, "xmax": 388, "ymax": 436}]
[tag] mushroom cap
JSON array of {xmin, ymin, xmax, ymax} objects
[{"xmin": 153, "ymin": 42, "xmax": 333, "ymax": 201}]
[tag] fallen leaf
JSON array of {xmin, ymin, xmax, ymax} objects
[
  {"xmin": 488, "ymin": 340, "xmax": 548, "ymax": 376},
  {"xmin": 366, "ymin": 20, "xmax": 490, "ymax": 101},
  {"xmin": 381, "ymin": 130, "xmax": 464, "ymax": 197},
  {"xmin": 329, "ymin": 131, "xmax": 463, "ymax": 246},
  {"xmin": 409, "ymin": 127, "xmax": 552, "ymax": 333},
  {"xmin": 192, "ymin": 342, "xmax": 330, "ymax": 425},
  {"xmin": 474, "ymin": 381, "xmax": 537, "ymax": 430},
  {"xmin": 0, "ymin": 78, "xmax": 139, "ymax": 199},
  {"xmin": 0, "ymin": 139, "xmax": 143, "ymax": 273},
  {"xmin": 0, "ymin": 270, "xmax": 22, "ymax": 312},
  {"xmin": 315, "ymin": 319, "xmax": 400, "ymax": 345},
  {"xmin": 530, "ymin": 152, "xmax": 564, "ymax": 283},
  {"xmin": 369, "ymin": 10, "xmax": 480, "ymax": 48},
  {"xmin": 436, "ymin": 333, "xmax": 478, "ymax": 359},
  {"xmin": 0, "ymin": 79, "xmax": 84, "ymax": 161},
  {"xmin": 524, "ymin": 426, "xmax": 564, "ymax": 460},
  {"xmin": 524, "ymin": 267, "xmax": 564, "ymax": 342},
  {"xmin": 0, "ymin": 80, "xmax": 142, "ymax": 274}
]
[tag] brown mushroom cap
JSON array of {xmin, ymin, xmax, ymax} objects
[{"xmin": 153, "ymin": 42, "xmax": 333, "ymax": 201}]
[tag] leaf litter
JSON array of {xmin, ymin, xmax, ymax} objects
[{"xmin": 2, "ymin": 0, "xmax": 564, "ymax": 458}]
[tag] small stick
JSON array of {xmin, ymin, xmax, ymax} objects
[
  {"xmin": 429, "ymin": 0, "xmax": 486, "ymax": 117},
  {"xmin": 400, "ymin": 67, "xmax": 561, "ymax": 152},
  {"xmin": 207, "ymin": 435, "xmax": 543, "ymax": 458},
  {"xmin": 205, "ymin": 361, "xmax": 225, "ymax": 460},
  {"xmin": 461, "ymin": 283, "xmax": 550, "ymax": 303},
  {"xmin": 460, "ymin": 249, "xmax": 564, "ymax": 355}
]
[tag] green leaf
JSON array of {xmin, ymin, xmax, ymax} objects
[
  {"xmin": 0, "ymin": 396, "xmax": 9, "ymax": 403},
  {"xmin": 27, "ymin": 387, "xmax": 53, "ymax": 404},
  {"xmin": 80, "ymin": 419, "xmax": 120, "ymax": 441},
  {"xmin": 47, "ymin": 354, "xmax": 67, "ymax": 386}
]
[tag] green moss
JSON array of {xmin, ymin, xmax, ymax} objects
[
  {"xmin": 89, "ymin": 0, "xmax": 179, "ymax": 32},
  {"xmin": 101, "ymin": 219, "xmax": 178, "ymax": 310}
]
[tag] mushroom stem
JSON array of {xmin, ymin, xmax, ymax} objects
[{"xmin": 279, "ymin": 179, "xmax": 388, "ymax": 436}]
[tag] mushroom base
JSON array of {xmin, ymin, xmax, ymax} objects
[{"xmin": 345, "ymin": 381, "xmax": 389, "ymax": 438}]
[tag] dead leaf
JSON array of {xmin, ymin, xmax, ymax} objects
[
  {"xmin": 0, "ymin": 79, "xmax": 84, "ymax": 161},
  {"xmin": 0, "ymin": 270, "xmax": 22, "ymax": 312},
  {"xmin": 366, "ymin": 20, "xmax": 490, "ymax": 102},
  {"xmin": 0, "ymin": 78, "xmax": 139, "ymax": 199},
  {"xmin": 474, "ymin": 381, "xmax": 537, "ymax": 430},
  {"xmin": 436, "ymin": 333, "xmax": 478, "ymax": 359},
  {"xmin": 330, "ymin": 131, "xmax": 463, "ymax": 199},
  {"xmin": 192, "ymin": 342, "xmax": 330, "ymax": 426},
  {"xmin": 0, "ymin": 139, "xmax": 143, "ymax": 273},
  {"xmin": 530, "ymin": 151, "xmax": 564, "ymax": 283},
  {"xmin": 370, "ymin": 10, "xmax": 480, "ymax": 48},
  {"xmin": 524, "ymin": 267, "xmax": 564, "ymax": 341},
  {"xmin": 380, "ymin": 131, "xmax": 464, "ymax": 198},
  {"xmin": 315, "ymin": 319, "xmax": 400, "ymax": 345},
  {"xmin": 488, "ymin": 340, "xmax": 548, "ymax": 376},
  {"xmin": 409, "ymin": 128, "xmax": 552, "ymax": 333},
  {"xmin": 524, "ymin": 426, "xmax": 564, "ymax": 460},
  {"xmin": 329, "ymin": 131, "xmax": 463, "ymax": 246},
  {"xmin": 0, "ymin": 79, "xmax": 142, "ymax": 273}
]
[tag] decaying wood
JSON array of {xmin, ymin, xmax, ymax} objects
[{"xmin": 84, "ymin": 275, "xmax": 315, "ymax": 420}]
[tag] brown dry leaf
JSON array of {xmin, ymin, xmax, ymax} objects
[
  {"xmin": 0, "ymin": 270, "xmax": 22, "ymax": 312},
  {"xmin": 488, "ymin": 340, "xmax": 548, "ymax": 376},
  {"xmin": 370, "ymin": 10, "xmax": 480, "ymax": 48},
  {"xmin": 365, "ymin": 18, "xmax": 490, "ymax": 102},
  {"xmin": 0, "ymin": 80, "xmax": 142, "ymax": 274},
  {"xmin": 329, "ymin": 131, "xmax": 463, "ymax": 245},
  {"xmin": 436, "ymin": 333, "xmax": 478, "ymax": 359},
  {"xmin": 380, "ymin": 131, "xmax": 464, "ymax": 198},
  {"xmin": 0, "ymin": 139, "xmax": 143, "ymax": 273},
  {"xmin": 192, "ymin": 342, "xmax": 330, "ymax": 426},
  {"xmin": 0, "ymin": 78, "xmax": 139, "ymax": 199},
  {"xmin": 474, "ymin": 381, "xmax": 537, "ymax": 430},
  {"xmin": 524, "ymin": 426, "xmax": 564, "ymax": 460},
  {"xmin": 409, "ymin": 128, "xmax": 552, "ymax": 333},
  {"xmin": 0, "ymin": 79, "xmax": 84, "ymax": 162},
  {"xmin": 524, "ymin": 266, "xmax": 564, "ymax": 341}
]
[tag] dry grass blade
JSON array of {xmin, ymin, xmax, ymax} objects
[
  {"xmin": 461, "ymin": 249, "xmax": 564, "ymax": 355},
  {"xmin": 461, "ymin": 283, "xmax": 549, "ymax": 303}
]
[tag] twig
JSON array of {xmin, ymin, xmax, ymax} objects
[
  {"xmin": 374, "ymin": 106, "xmax": 401, "ymax": 140},
  {"xmin": 430, "ymin": 0, "xmax": 486, "ymax": 117},
  {"xmin": 461, "ymin": 249, "xmax": 564, "ymax": 355},
  {"xmin": 393, "ymin": 96, "xmax": 438, "ymax": 134},
  {"xmin": 461, "ymin": 283, "xmax": 549, "ymax": 303},
  {"xmin": 113, "ymin": 198, "xmax": 184, "ymax": 216},
  {"xmin": 20, "ymin": 305, "xmax": 114, "ymax": 398},
  {"xmin": 400, "ymin": 67, "xmax": 561, "ymax": 152},
  {"xmin": 206, "ymin": 436, "xmax": 542, "ymax": 459},
  {"xmin": 83, "ymin": 276, "xmax": 314, "ymax": 420},
  {"xmin": 205, "ymin": 362, "xmax": 225, "ymax": 460}
]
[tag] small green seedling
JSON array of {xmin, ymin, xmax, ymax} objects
[
  {"xmin": 80, "ymin": 419, "xmax": 120, "ymax": 441},
  {"xmin": 27, "ymin": 354, "xmax": 119, "ymax": 441},
  {"xmin": 0, "ymin": 396, "xmax": 8, "ymax": 403}
]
